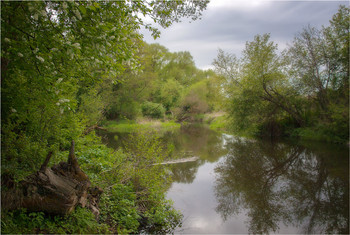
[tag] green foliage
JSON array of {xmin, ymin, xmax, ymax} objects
[
  {"xmin": 103, "ymin": 120, "xmax": 143, "ymax": 133},
  {"xmin": 102, "ymin": 42, "xmax": 221, "ymax": 123},
  {"xmin": 102, "ymin": 119, "xmax": 181, "ymax": 134},
  {"xmin": 1, "ymin": 208, "xmax": 109, "ymax": 234},
  {"xmin": 106, "ymin": 98, "xmax": 142, "ymax": 121},
  {"xmin": 1, "ymin": 0, "xmax": 209, "ymax": 233},
  {"xmin": 123, "ymin": 132, "xmax": 170, "ymax": 191},
  {"xmin": 160, "ymin": 121, "xmax": 182, "ymax": 132},
  {"xmin": 100, "ymin": 184, "xmax": 140, "ymax": 234},
  {"xmin": 141, "ymin": 199, "xmax": 183, "ymax": 234},
  {"xmin": 213, "ymin": 6, "xmax": 349, "ymax": 142},
  {"xmin": 215, "ymin": 34, "xmax": 294, "ymax": 136},
  {"xmin": 1, "ymin": 0, "xmax": 209, "ymax": 179},
  {"xmin": 77, "ymin": 87, "xmax": 107, "ymax": 126},
  {"xmin": 174, "ymin": 80, "xmax": 212, "ymax": 121},
  {"xmin": 157, "ymin": 78, "xmax": 184, "ymax": 111},
  {"xmin": 142, "ymin": 101, "xmax": 166, "ymax": 119},
  {"xmin": 208, "ymin": 115, "xmax": 228, "ymax": 132},
  {"xmin": 93, "ymin": 132, "xmax": 182, "ymax": 233},
  {"xmin": 159, "ymin": 51, "xmax": 198, "ymax": 86}
]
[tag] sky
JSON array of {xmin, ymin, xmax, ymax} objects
[{"xmin": 140, "ymin": 0, "xmax": 347, "ymax": 70}]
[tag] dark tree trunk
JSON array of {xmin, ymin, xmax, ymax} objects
[{"xmin": 1, "ymin": 141, "xmax": 103, "ymax": 217}]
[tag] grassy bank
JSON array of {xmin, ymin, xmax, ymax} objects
[
  {"xmin": 203, "ymin": 112, "xmax": 229, "ymax": 132},
  {"xmin": 102, "ymin": 118, "xmax": 181, "ymax": 133}
]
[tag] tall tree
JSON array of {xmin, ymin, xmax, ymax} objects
[
  {"xmin": 286, "ymin": 5, "xmax": 349, "ymax": 140},
  {"xmin": 214, "ymin": 34, "xmax": 303, "ymax": 136},
  {"xmin": 1, "ymin": 0, "xmax": 209, "ymax": 179},
  {"xmin": 288, "ymin": 5, "xmax": 349, "ymax": 113}
]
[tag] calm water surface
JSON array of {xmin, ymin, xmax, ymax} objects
[{"xmin": 98, "ymin": 124, "xmax": 349, "ymax": 234}]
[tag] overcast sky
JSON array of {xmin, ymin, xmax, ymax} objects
[{"xmin": 140, "ymin": 0, "xmax": 346, "ymax": 70}]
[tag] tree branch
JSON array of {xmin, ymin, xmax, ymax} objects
[{"xmin": 40, "ymin": 151, "xmax": 53, "ymax": 171}]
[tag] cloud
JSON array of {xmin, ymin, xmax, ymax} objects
[{"xmin": 140, "ymin": 1, "xmax": 345, "ymax": 70}]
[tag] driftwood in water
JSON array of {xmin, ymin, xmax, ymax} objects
[
  {"xmin": 1, "ymin": 141, "xmax": 103, "ymax": 217},
  {"xmin": 155, "ymin": 156, "xmax": 199, "ymax": 165}
]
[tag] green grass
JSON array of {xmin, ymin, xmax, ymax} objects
[
  {"xmin": 208, "ymin": 115, "xmax": 228, "ymax": 132},
  {"xmin": 102, "ymin": 119, "xmax": 181, "ymax": 133},
  {"xmin": 102, "ymin": 120, "xmax": 147, "ymax": 133},
  {"xmin": 160, "ymin": 121, "xmax": 181, "ymax": 131}
]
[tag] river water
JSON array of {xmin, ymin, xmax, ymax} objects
[{"xmin": 98, "ymin": 124, "xmax": 349, "ymax": 234}]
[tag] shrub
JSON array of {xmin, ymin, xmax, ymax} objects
[
  {"xmin": 100, "ymin": 184, "xmax": 140, "ymax": 234},
  {"xmin": 105, "ymin": 100, "xmax": 141, "ymax": 121},
  {"xmin": 142, "ymin": 102, "xmax": 165, "ymax": 119},
  {"xmin": 1, "ymin": 207, "xmax": 109, "ymax": 234}
]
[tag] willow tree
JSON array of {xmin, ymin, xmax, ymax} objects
[
  {"xmin": 1, "ymin": 0, "xmax": 209, "ymax": 180},
  {"xmin": 214, "ymin": 34, "xmax": 303, "ymax": 136},
  {"xmin": 287, "ymin": 5, "xmax": 349, "ymax": 141}
]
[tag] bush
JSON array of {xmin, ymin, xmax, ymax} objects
[
  {"xmin": 2, "ymin": 132, "xmax": 183, "ymax": 234},
  {"xmin": 209, "ymin": 115, "xmax": 228, "ymax": 131},
  {"xmin": 1, "ymin": 207, "xmax": 109, "ymax": 234},
  {"xmin": 100, "ymin": 184, "xmax": 140, "ymax": 234},
  {"xmin": 142, "ymin": 102, "xmax": 165, "ymax": 119},
  {"xmin": 105, "ymin": 100, "xmax": 141, "ymax": 121}
]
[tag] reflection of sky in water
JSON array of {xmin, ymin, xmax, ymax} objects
[
  {"xmin": 168, "ymin": 161, "xmax": 247, "ymax": 234},
  {"xmin": 167, "ymin": 161, "xmax": 302, "ymax": 234},
  {"xmin": 97, "ymin": 126, "xmax": 349, "ymax": 234},
  {"xmin": 166, "ymin": 141, "xmax": 348, "ymax": 234}
]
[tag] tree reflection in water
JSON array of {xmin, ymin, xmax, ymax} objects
[
  {"xmin": 167, "ymin": 124, "xmax": 227, "ymax": 184},
  {"xmin": 214, "ymin": 137, "xmax": 349, "ymax": 234},
  {"xmin": 170, "ymin": 160, "xmax": 202, "ymax": 184}
]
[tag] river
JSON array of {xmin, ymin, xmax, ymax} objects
[{"xmin": 97, "ymin": 124, "xmax": 349, "ymax": 234}]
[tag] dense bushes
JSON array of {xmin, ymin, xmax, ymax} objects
[
  {"xmin": 142, "ymin": 102, "xmax": 165, "ymax": 119},
  {"xmin": 1, "ymin": 131, "xmax": 182, "ymax": 234},
  {"xmin": 1, "ymin": 1, "xmax": 210, "ymax": 233},
  {"xmin": 1, "ymin": 207, "xmax": 109, "ymax": 234}
]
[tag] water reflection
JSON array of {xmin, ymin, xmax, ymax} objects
[
  {"xmin": 170, "ymin": 160, "xmax": 201, "ymax": 184},
  {"xmin": 97, "ymin": 125, "xmax": 349, "ymax": 233},
  {"xmin": 165, "ymin": 125, "xmax": 227, "ymax": 184},
  {"xmin": 165, "ymin": 124, "xmax": 227, "ymax": 163},
  {"xmin": 214, "ymin": 137, "xmax": 349, "ymax": 234}
]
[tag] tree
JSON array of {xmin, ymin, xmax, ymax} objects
[
  {"xmin": 159, "ymin": 51, "xmax": 198, "ymax": 86},
  {"xmin": 214, "ymin": 34, "xmax": 303, "ymax": 136},
  {"xmin": 157, "ymin": 78, "xmax": 184, "ymax": 112},
  {"xmin": 1, "ymin": 0, "xmax": 209, "ymax": 179},
  {"xmin": 1, "ymin": 1, "xmax": 209, "ymax": 232},
  {"xmin": 287, "ymin": 5, "xmax": 349, "ymax": 140},
  {"xmin": 288, "ymin": 5, "xmax": 349, "ymax": 109}
]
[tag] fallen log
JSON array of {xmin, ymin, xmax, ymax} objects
[
  {"xmin": 155, "ymin": 156, "xmax": 200, "ymax": 165},
  {"xmin": 1, "ymin": 140, "xmax": 103, "ymax": 217}
]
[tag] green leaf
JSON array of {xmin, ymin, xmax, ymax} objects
[
  {"xmin": 93, "ymin": 2, "xmax": 100, "ymax": 9},
  {"xmin": 78, "ymin": 5, "xmax": 86, "ymax": 15},
  {"xmin": 87, "ymin": 5, "xmax": 96, "ymax": 11}
]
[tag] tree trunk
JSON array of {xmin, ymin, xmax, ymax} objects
[{"xmin": 1, "ymin": 141, "xmax": 103, "ymax": 217}]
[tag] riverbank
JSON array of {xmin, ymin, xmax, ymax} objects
[
  {"xmin": 102, "ymin": 113, "xmax": 348, "ymax": 145},
  {"xmin": 203, "ymin": 112, "xmax": 228, "ymax": 132},
  {"xmin": 101, "ymin": 118, "xmax": 181, "ymax": 133},
  {"xmin": 203, "ymin": 112, "xmax": 348, "ymax": 145},
  {"xmin": 102, "ymin": 112, "xmax": 228, "ymax": 134}
]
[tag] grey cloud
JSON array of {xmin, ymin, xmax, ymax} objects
[{"xmin": 140, "ymin": 1, "xmax": 345, "ymax": 69}]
